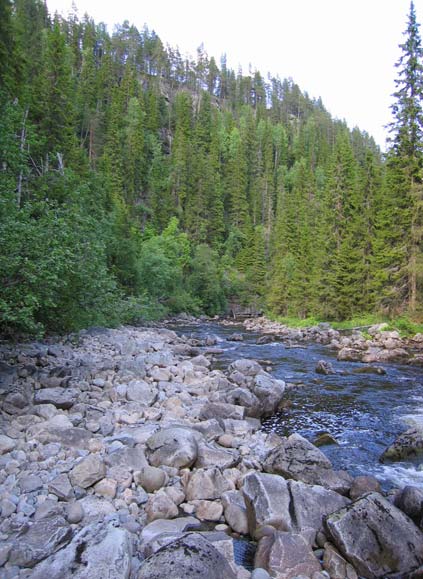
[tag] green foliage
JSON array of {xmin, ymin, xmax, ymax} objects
[{"xmin": 2, "ymin": 0, "xmax": 421, "ymax": 337}]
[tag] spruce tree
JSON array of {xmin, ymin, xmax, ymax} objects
[{"xmin": 384, "ymin": 1, "xmax": 423, "ymax": 313}]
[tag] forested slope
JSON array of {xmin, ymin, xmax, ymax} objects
[{"xmin": 1, "ymin": 0, "xmax": 421, "ymax": 336}]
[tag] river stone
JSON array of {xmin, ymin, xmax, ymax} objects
[
  {"xmin": 105, "ymin": 446, "xmax": 148, "ymax": 471},
  {"xmin": 27, "ymin": 424, "xmax": 93, "ymax": 449},
  {"xmin": 221, "ymin": 490, "xmax": 249, "ymax": 535},
  {"xmin": 255, "ymin": 531, "xmax": 321, "ymax": 579},
  {"xmin": 69, "ymin": 454, "xmax": 106, "ymax": 488},
  {"xmin": 126, "ymin": 380, "xmax": 158, "ymax": 405},
  {"xmin": 394, "ymin": 485, "xmax": 423, "ymax": 525},
  {"xmin": 134, "ymin": 465, "xmax": 167, "ymax": 493},
  {"xmin": 337, "ymin": 348, "xmax": 363, "ymax": 362},
  {"xmin": 145, "ymin": 491, "xmax": 179, "ymax": 522},
  {"xmin": 146, "ymin": 427, "xmax": 199, "ymax": 468},
  {"xmin": 263, "ymin": 433, "xmax": 352, "ymax": 494},
  {"xmin": 199, "ymin": 402, "xmax": 246, "ymax": 421},
  {"xmin": 186, "ymin": 467, "xmax": 235, "ymax": 500},
  {"xmin": 195, "ymin": 439, "xmax": 240, "ymax": 469},
  {"xmin": 349, "ymin": 475, "xmax": 382, "ymax": 500},
  {"xmin": 228, "ymin": 359, "xmax": 263, "ymax": 376},
  {"xmin": 19, "ymin": 473, "xmax": 43, "ymax": 492},
  {"xmin": 242, "ymin": 472, "xmax": 349, "ymax": 544},
  {"xmin": 0, "ymin": 434, "xmax": 17, "ymax": 454},
  {"xmin": 33, "ymin": 387, "xmax": 79, "ymax": 409},
  {"xmin": 48, "ymin": 474, "xmax": 74, "ymax": 500},
  {"xmin": 223, "ymin": 387, "xmax": 262, "ymax": 417},
  {"xmin": 250, "ymin": 373, "xmax": 286, "ymax": 417},
  {"xmin": 193, "ymin": 500, "xmax": 224, "ymax": 521},
  {"xmin": 315, "ymin": 360, "xmax": 336, "ymax": 375},
  {"xmin": 137, "ymin": 532, "xmax": 237, "ymax": 579},
  {"xmin": 323, "ymin": 543, "xmax": 358, "ymax": 579},
  {"xmin": 66, "ymin": 501, "xmax": 84, "ymax": 524},
  {"xmin": 325, "ymin": 492, "xmax": 423, "ymax": 578},
  {"xmin": 30, "ymin": 521, "xmax": 132, "ymax": 579},
  {"xmin": 380, "ymin": 427, "xmax": 423, "ymax": 462},
  {"xmin": 140, "ymin": 517, "xmax": 201, "ymax": 553},
  {"xmin": 8, "ymin": 515, "xmax": 72, "ymax": 568}
]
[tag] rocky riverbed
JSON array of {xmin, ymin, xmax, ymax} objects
[
  {"xmin": 1, "ymin": 322, "xmax": 423, "ymax": 578},
  {"xmin": 241, "ymin": 316, "xmax": 423, "ymax": 365}
]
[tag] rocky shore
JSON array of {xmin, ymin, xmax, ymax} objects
[
  {"xmin": 240, "ymin": 316, "xmax": 423, "ymax": 366},
  {"xmin": 0, "ymin": 323, "xmax": 423, "ymax": 578}
]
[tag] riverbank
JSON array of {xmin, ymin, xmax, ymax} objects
[
  {"xmin": 0, "ymin": 323, "xmax": 423, "ymax": 578},
  {"xmin": 222, "ymin": 315, "xmax": 423, "ymax": 365}
]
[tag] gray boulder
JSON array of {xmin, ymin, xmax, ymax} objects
[
  {"xmin": 30, "ymin": 521, "xmax": 132, "ymax": 579},
  {"xmin": 8, "ymin": 515, "xmax": 72, "ymax": 568},
  {"xmin": 186, "ymin": 467, "xmax": 235, "ymax": 501},
  {"xmin": 242, "ymin": 472, "xmax": 349, "ymax": 544},
  {"xmin": 195, "ymin": 439, "xmax": 239, "ymax": 469},
  {"xmin": 199, "ymin": 402, "xmax": 246, "ymax": 421},
  {"xmin": 34, "ymin": 387, "xmax": 79, "ymax": 409},
  {"xmin": 255, "ymin": 531, "xmax": 321, "ymax": 579},
  {"xmin": 221, "ymin": 490, "xmax": 249, "ymax": 535},
  {"xmin": 69, "ymin": 454, "xmax": 106, "ymax": 488},
  {"xmin": 146, "ymin": 427, "xmax": 199, "ymax": 469},
  {"xmin": 264, "ymin": 433, "xmax": 352, "ymax": 494},
  {"xmin": 394, "ymin": 485, "xmax": 423, "ymax": 525},
  {"xmin": 325, "ymin": 492, "xmax": 423, "ymax": 578},
  {"xmin": 249, "ymin": 373, "xmax": 286, "ymax": 417},
  {"xmin": 228, "ymin": 359, "xmax": 263, "ymax": 376},
  {"xmin": 137, "ymin": 532, "xmax": 237, "ymax": 579},
  {"xmin": 126, "ymin": 380, "xmax": 158, "ymax": 405}
]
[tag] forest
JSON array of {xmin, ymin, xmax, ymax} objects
[{"xmin": 0, "ymin": 0, "xmax": 422, "ymax": 337}]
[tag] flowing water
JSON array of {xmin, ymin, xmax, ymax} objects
[{"xmin": 172, "ymin": 320, "xmax": 423, "ymax": 491}]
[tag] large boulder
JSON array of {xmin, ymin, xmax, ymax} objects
[
  {"xmin": 249, "ymin": 373, "xmax": 286, "ymax": 417},
  {"xmin": 242, "ymin": 472, "xmax": 349, "ymax": 544},
  {"xmin": 137, "ymin": 533, "xmax": 237, "ymax": 579},
  {"xmin": 380, "ymin": 427, "xmax": 423, "ymax": 462},
  {"xmin": 221, "ymin": 490, "xmax": 249, "ymax": 535},
  {"xmin": 34, "ymin": 387, "xmax": 79, "ymax": 409},
  {"xmin": 325, "ymin": 492, "xmax": 423, "ymax": 578},
  {"xmin": 69, "ymin": 454, "xmax": 106, "ymax": 489},
  {"xmin": 146, "ymin": 427, "xmax": 199, "ymax": 468},
  {"xmin": 30, "ymin": 521, "xmax": 132, "ymax": 579},
  {"xmin": 126, "ymin": 380, "xmax": 158, "ymax": 405},
  {"xmin": 8, "ymin": 515, "xmax": 72, "ymax": 568},
  {"xmin": 185, "ymin": 467, "xmax": 235, "ymax": 501},
  {"xmin": 255, "ymin": 531, "xmax": 321, "ymax": 579},
  {"xmin": 228, "ymin": 359, "xmax": 263, "ymax": 377},
  {"xmin": 263, "ymin": 433, "xmax": 352, "ymax": 494}
]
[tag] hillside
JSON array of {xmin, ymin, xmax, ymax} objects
[{"xmin": 0, "ymin": 0, "xmax": 421, "ymax": 336}]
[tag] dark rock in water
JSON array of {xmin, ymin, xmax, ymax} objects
[
  {"xmin": 325, "ymin": 492, "xmax": 423, "ymax": 578},
  {"xmin": 380, "ymin": 427, "xmax": 423, "ymax": 462},
  {"xmin": 228, "ymin": 333, "xmax": 244, "ymax": 342},
  {"xmin": 349, "ymin": 475, "xmax": 381, "ymax": 501},
  {"xmin": 256, "ymin": 335, "xmax": 275, "ymax": 345},
  {"xmin": 394, "ymin": 485, "xmax": 423, "ymax": 525},
  {"xmin": 313, "ymin": 432, "xmax": 338, "ymax": 447},
  {"xmin": 8, "ymin": 515, "xmax": 72, "ymax": 568},
  {"xmin": 137, "ymin": 532, "xmax": 237, "ymax": 579},
  {"xmin": 351, "ymin": 365, "xmax": 386, "ymax": 375},
  {"xmin": 315, "ymin": 360, "xmax": 336, "ymax": 375}
]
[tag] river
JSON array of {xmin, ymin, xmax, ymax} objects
[{"xmin": 171, "ymin": 320, "xmax": 423, "ymax": 491}]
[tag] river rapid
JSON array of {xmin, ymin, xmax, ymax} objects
[{"xmin": 171, "ymin": 320, "xmax": 423, "ymax": 491}]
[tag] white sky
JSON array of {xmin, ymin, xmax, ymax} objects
[{"xmin": 46, "ymin": 0, "xmax": 423, "ymax": 150}]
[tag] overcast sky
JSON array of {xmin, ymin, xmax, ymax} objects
[{"xmin": 46, "ymin": 0, "xmax": 423, "ymax": 149}]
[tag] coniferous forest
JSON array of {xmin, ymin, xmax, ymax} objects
[{"xmin": 1, "ymin": 0, "xmax": 423, "ymax": 336}]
